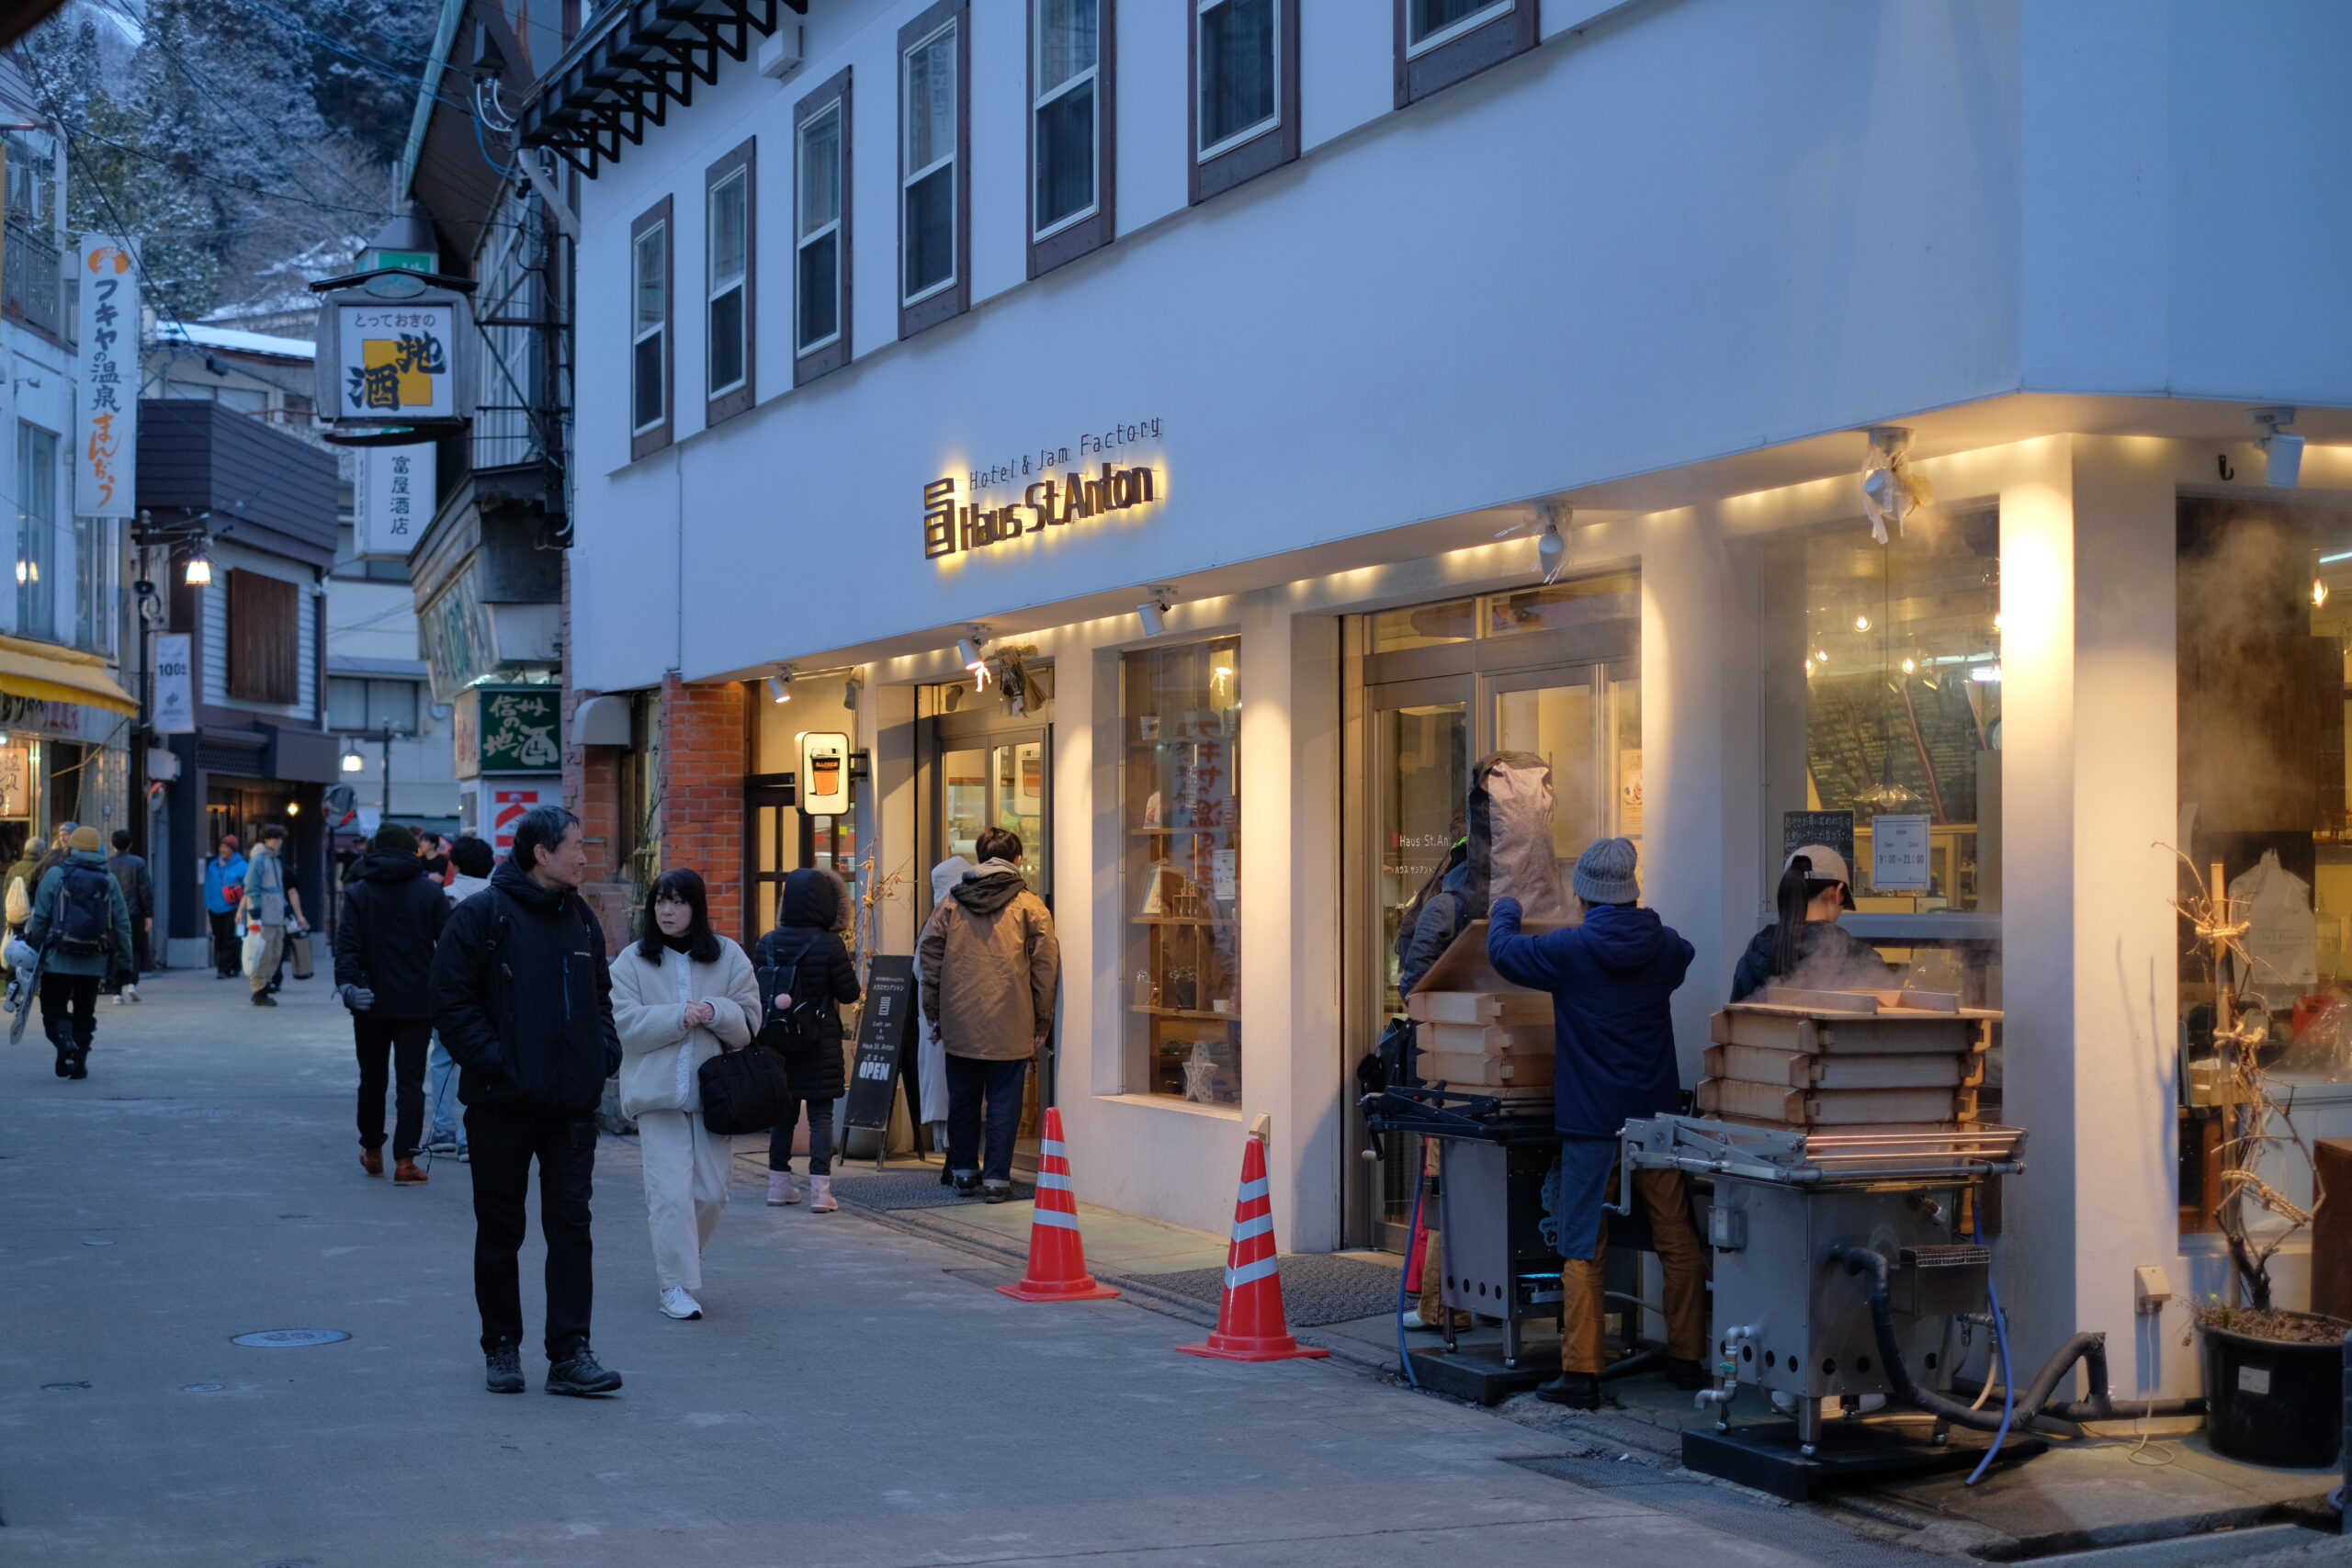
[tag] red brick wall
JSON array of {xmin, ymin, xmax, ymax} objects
[{"xmin": 659, "ymin": 673, "xmax": 749, "ymax": 943}]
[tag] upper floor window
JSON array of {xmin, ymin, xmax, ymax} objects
[
  {"xmin": 1394, "ymin": 0, "xmax": 1534, "ymax": 107},
  {"xmin": 706, "ymin": 138, "xmax": 757, "ymax": 424},
  {"xmin": 629, "ymin": 197, "xmax": 673, "ymax": 458},
  {"xmin": 328, "ymin": 675, "xmax": 422, "ymax": 735},
  {"xmin": 1030, "ymin": 0, "xmax": 1115, "ymax": 276},
  {"xmin": 1191, "ymin": 0, "xmax": 1297, "ymax": 204},
  {"xmin": 899, "ymin": 2, "xmax": 970, "ymax": 338},
  {"xmin": 794, "ymin": 68, "xmax": 853, "ymax": 385},
  {"xmin": 14, "ymin": 422, "xmax": 54, "ymax": 640}
]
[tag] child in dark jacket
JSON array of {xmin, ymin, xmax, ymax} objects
[{"xmin": 752, "ymin": 868, "xmax": 861, "ymax": 1212}]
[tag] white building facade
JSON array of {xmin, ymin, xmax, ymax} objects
[{"xmin": 541, "ymin": 0, "xmax": 2352, "ymax": 1391}]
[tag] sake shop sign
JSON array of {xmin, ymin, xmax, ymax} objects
[{"xmin": 922, "ymin": 418, "xmax": 1164, "ymax": 561}]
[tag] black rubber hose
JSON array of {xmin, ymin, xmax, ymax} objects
[
  {"xmin": 1827, "ymin": 1247, "xmax": 2196, "ymax": 1436},
  {"xmin": 1832, "ymin": 1246, "xmax": 2014, "ymax": 1434}
]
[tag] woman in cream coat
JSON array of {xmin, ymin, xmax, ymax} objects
[{"xmin": 610, "ymin": 868, "xmax": 762, "ymax": 1321}]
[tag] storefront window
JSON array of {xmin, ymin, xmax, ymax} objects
[
  {"xmin": 1373, "ymin": 597, "xmax": 1476, "ymax": 652},
  {"xmin": 750, "ymin": 673, "xmax": 861, "ymax": 915},
  {"xmin": 1761, "ymin": 512, "xmax": 2001, "ymax": 998},
  {"xmin": 1121, "ymin": 637, "xmax": 1241, "ymax": 1106},
  {"xmin": 1487, "ymin": 571, "xmax": 1640, "ymax": 637},
  {"xmin": 2178, "ymin": 501, "xmax": 2352, "ymax": 1119}
]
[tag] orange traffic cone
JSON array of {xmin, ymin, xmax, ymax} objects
[
  {"xmin": 1177, "ymin": 1135, "xmax": 1329, "ymax": 1362},
  {"xmin": 997, "ymin": 1108, "xmax": 1120, "ymax": 1303}
]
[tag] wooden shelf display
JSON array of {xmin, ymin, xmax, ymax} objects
[{"xmin": 1122, "ymin": 637, "xmax": 1242, "ymax": 1107}]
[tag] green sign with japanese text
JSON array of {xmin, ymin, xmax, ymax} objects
[{"xmin": 476, "ymin": 686, "xmax": 561, "ymax": 774}]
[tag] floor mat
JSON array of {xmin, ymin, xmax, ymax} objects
[
  {"xmin": 828, "ymin": 1168, "xmax": 1035, "ymax": 1210},
  {"xmin": 1135, "ymin": 1252, "xmax": 1405, "ymax": 1326}
]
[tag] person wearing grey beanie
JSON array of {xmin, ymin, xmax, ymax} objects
[{"xmin": 1487, "ymin": 836, "xmax": 1705, "ymax": 1409}]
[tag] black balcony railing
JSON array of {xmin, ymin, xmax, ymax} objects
[{"xmin": 3, "ymin": 220, "xmax": 63, "ymax": 338}]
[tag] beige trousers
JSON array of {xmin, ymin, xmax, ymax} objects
[
  {"xmin": 637, "ymin": 1108, "xmax": 729, "ymax": 1293},
  {"xmin": 246, "ymin": 924, "xmax": 285, "ymax": 996},
  {"xmin": 1560, "ymin": 1166, "xmax": 1709, "ymax": 1374}
]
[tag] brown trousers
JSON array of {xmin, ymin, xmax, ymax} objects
[{"xmin": 1561, "ymin": 1166, "xmax": 1708, "ymax": 1374}]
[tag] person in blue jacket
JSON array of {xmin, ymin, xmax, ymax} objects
[
  {"xmin": 202, "ymin": 836, "xmax": 249, "ymax": 978},
  {"xmin": 1487, "ymin": 835, "xmax": 1708, "ymax": 1408}
]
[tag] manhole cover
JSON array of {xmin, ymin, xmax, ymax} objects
[
  {"xmin": 181, "ymin": 1382, "xmax": 224, "ymax": 1393},
  {"xmin": 255, "ymin": 1561, "xmax": 315, "ymax": 1568},
  {"xmin": 277, "ymin": 1214, "xmax": 309, "ymax": 1220},
  {"xmin": 231, "ymin": 1330, "xmax": 350, "ymax": 1348},
  {"xmin": 42, "ymin": 1381, "xmax": 89, "ymax": 1392},
  {"xmin": 81, "ymin": 1237, "xmax": 113, "ymax": 1247}
]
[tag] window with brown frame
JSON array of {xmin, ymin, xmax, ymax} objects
[
  {"xmin": 1028, "ymin": 0, "xmax": 1114, "ymax": 278},
  {"xmin": 1393, "ymin": 0, "xmax": 1536, "ymax": 108},
  {"xmin": 226, "ymin": 569, "xmax": 300, "ymax": 706},
  {"xmin": 794, "ymin": 68, "xmax": 853, "ymax": 386},
  {"xmin": 1190, "ymin": 0, "xmax": 1298, "ymax": 205},
  {"xmin": 629, "ymin": 197, "xmax": 673, "ymax": 460},
  {"xmin": 706, "ymin": 138, "xmax": 757, "ymax": 426},
  {"xmin": 899, "ymin": 0, "xmax": 969, "ymax": 338}
]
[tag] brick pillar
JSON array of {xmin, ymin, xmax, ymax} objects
[{"xmin": 659, "ymin": 673, "xmax": 749, "ymax": 942}]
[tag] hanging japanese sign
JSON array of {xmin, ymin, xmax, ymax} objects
[
  {"xmin": 354, "ymin": 443, "xmax": 434, "ymax": 558},
  {"xmin": 75, "ymin": 237, "xmax": 138, "ymax": 517},
  {"xmin": 474, "ymin": 685, "xmax": 561, "ymax": 773},
  {"xmin": 153, "ymin": 633, "xmax": 194, "ymax": 734},
  {"xmin": 337, "ymin": 302, "xmax": 456, "ymax": 419}
]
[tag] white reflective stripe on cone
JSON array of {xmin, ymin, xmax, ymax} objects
[
  {"xmin": 1033, "ymin": 1208, "xmax": 1080, "ymax": 1230},
  {"xmin": 1042, "ymin": 1139, "xmax": 1067, "ymax": 1158},
  {"xmin": 1224, "ymin": 1255, "xmax": 1280, "ymax": 1290},
  {"xmin": 1228, "ymin": 1213, "xmax": 1273, "ymax": 1244},
  {"xmin": 1035, "ymin": 1171, "xmax": 1072, "ymax": 1191},
  {"xmin": 1238, "ymin": 1178, "xmax": 1270, "ymax": 1201}
]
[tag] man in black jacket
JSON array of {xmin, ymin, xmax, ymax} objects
[
  {"xmin": 106, "ymin": 829, "xmax": 153, "ymax": 1003},
  {"xmin": 430, "ymin": 806, "xmax": 624, "ymax": 1397},
  {"xmin": 335, "ymin": 823, "xmax": 449, "ymax": 1186}
]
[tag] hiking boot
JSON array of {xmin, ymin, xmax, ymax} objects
[
  {"xmin": 1535, "ymin": 1372, "xmax": 1603, "ymax": 1409},
  {"xmin": 808, "ymin": 1176, "xmax": 837, "ymax": 1213},
  {"xmin": 767, "ymin": 1170, "xmax": 800, "ymax": 1206},
  {"xmin": 546, "ymin": 1346, "xmax": 622, "ymax": 1396},
  {"xmin": 484, "ymin": 1343, "xmax": 525, "ymax": 1394},
  {"xmin": 66, "ymin": 1045, "xmax": 87, "ymax": 1080},
  {"xmin": 392, "ymin": 1156, "xmax": 427, "ymax": 1186},
  {"xmin": 359, "ymin": 1148, "xmax": 384, "ymax": 1178},
  {"xmin": 1666, "ymin": 1357, "xmax": 1709, "ymax": 1392},
  {"xmin": 982, "ymin": 1181, "xmax": 1013, "ymax": 1204},
  {"xmin": 658, "ymin": 1286, "xmax": 703, "ymax": 1320},
  {"xmin": 251, "ymin": 992, "xmax": 277, "ymax": 1007}
]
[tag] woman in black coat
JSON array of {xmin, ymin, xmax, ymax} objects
[{"xmin": 752, "ymin": 868, "xmax": 861, "ymax": 1212}]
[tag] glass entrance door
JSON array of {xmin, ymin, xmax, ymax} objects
[{"xmin": 1489, "ymin": 660, "xmax": 1644, "ymax": 890}]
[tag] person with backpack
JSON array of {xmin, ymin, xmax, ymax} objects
[
  {"xmin": 918, "ymin": 828, "xmax": 1058, "ymax": 1201},
  {"xmin": 424, "ymin": 834, "xmax": 497, "ymax": 1161},
  {"xmin": 335, "ymin": 823, "xmax": 451, "ymax": 1186},
  {"xmin": 203, "ymin": 836, "xmax": 247, "ymax": 978},
  {"xmin": 610, "ymin": 869, "xmax": 761, "ymax": 1320},
  {"xmin": 429, "ymin": 806, "xmax": 624, "ymax": 1397},
  {"xmin": 752, "ymin": 867, "xmax": 861, "ymax": 1212},
  {"xmin": 106, "ymin": 829, "xmax": 153, "ymax": 1004},
  {"xmin": 25, "ymin": 826, "xmax": 133, "ymax": 1080}
]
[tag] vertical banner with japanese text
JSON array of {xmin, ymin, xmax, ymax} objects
[
  {"xmin": 76, "ymin": 237, "xmax": 138, "ymax": 517},
  {"xmin": 354, "ymin": 443, "xmax": 434, "ymax": 558}
]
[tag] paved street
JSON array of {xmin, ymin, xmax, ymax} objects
[{"xmin": 0, "ymin": 966, "xmax": 1920, "ymax": 1568}]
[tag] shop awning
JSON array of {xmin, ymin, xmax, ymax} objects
[{"xmin": 0, "ymin": 634, "xmax": 136, "ymax": 717}]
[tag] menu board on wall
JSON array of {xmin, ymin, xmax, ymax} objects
[{"xmin": 1782, "ymin": 810, "xmax": 1856, "ymax": 875}]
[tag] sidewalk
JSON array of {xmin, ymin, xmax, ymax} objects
[{"xmin": 1, "ymin": 967, "xmax": 1907, "ymax": 1568}]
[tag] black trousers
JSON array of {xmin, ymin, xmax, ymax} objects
[
  {"xmin": 353, "ymin": 1016, "xmax": 431, "ymax": 1157},
  {"xmin": 467, "ymin": 1103, "xmax": 597, "ymax": 1361},
  {"xmin": 40, "ymin": 972, "xmax": 98, "ymax": 1048},
  {"xmin": 209, "ymin": 911, "xmax": 238, "ymax": 976}
]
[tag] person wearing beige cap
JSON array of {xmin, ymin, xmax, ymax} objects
[
  {"xmin": 24, "ymin": 825, "xmax": 133, "ymax": 1079},
  {"xmin": 1729, "ymin": 844, "xmax": 1894, "ymax": 1001}
]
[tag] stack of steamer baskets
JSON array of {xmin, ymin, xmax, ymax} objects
[
  {"xmin": 1699, "ymin": 987, "xmax": 1996, "ymax": 1128},
  {"xmin": 1407, "ymin": 921, "xmax": 1555, "ymax": 1093}
]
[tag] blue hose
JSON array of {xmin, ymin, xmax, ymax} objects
[
  {"xmin": 1397, "ymin": 1136, "xmax": 1428, "ymax": 1389},
  {"xmin": 1966, "ymin": 1203, "xmax": 2016, "ymax": 1486}
]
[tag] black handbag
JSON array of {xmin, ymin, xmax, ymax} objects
[{"xmin": 697, "ymin": 1044, "xmax": 791, "ymax": 1136}]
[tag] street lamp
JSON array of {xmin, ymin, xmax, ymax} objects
[{"xmin": 183, "ymin": 546, "xmax": 213, "ymax": 587}]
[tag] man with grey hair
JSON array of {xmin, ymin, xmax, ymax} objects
[{"xmin": 1487, "ymin": 835, "xmax": 1705, "ymax": 1409}]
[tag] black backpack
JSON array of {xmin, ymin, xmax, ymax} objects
[
  {"xmin": 755, "ymin": 931, "xmax": 839, "ymax": 1058},
  {"xmin": 54, "ymin": 865, "xmax": 113, "ymax": 958}
]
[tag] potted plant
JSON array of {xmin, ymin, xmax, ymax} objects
[{"xmin": 2171, "ymin": 852, "xmax": 2345, "ymax": 1468}]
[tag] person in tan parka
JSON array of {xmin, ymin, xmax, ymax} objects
[{"xmin": 917, "ymin": 827, "xmax": 1058, "ymax": 1201}]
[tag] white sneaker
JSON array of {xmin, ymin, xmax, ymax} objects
[
  {"xmin": 124, "ymin": 985, "xmax": 141, "ymax": 1004},
  {"xmin": 659, "ymin": 1286, "xmax": 702, "ymax": 1320},
  {"xmin": 808, "ymin": 1176, "xmax": 837, "ymax": 1213},
  {"xmin": 767, "ymin": 1171, "xmax": 800, "ymax": 1206},
  {"xmin": 111, "ymin": 993, "xmax": 125, "ymax": 1006}
]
